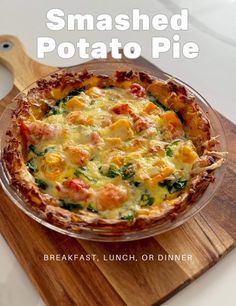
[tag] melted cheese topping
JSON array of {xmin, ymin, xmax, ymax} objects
[{"xmin": 24, "ymin": 86, "xmax": 199, "ymax": 220}]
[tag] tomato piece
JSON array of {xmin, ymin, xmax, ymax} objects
[
  {"xmin": 111, "ymin": 103, "xmax": 130, "ymax": 114},
  {"xmin": 129, "ymin": 111, "xmax": 152, "ymax": 132},
  {"xmin": 64, "ymin": 178, "xmax": 89, "ymax": 191},
  {"xmin": 90, "ymin": 131, "xmax": 100, "ymax": 144},
  {"xmin": 134, "ymin": 116, "xmax": 152, "ymax": 132},
  {"xmin": 128, "ymin": 83, "xmax": 146, "ymax": 98},
  {"xmin": 19, "ymin": 121, "xmax": 30, "ymax": 142}
]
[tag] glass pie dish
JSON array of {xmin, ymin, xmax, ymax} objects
[{"xmin": 0, "ymin": 60, "xmax": 227, "ymax": 242}]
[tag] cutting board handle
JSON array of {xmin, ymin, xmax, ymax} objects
[{"xmin": 0, "ymin": 35, "xmax": 57, "ymax": 91}]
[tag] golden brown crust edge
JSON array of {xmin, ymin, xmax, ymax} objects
[{"xmin": 2, "ymin": 69, "xmax": 223, "ymax": 233}]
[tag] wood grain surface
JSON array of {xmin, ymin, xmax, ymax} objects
[{"xmin": 0, "ymin": 35, "xmax": 235, "ymax": 306}]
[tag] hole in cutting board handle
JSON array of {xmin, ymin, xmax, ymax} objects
[{"xmin": 0, "ymin": 41, "xmax": 13, "ymax": 51}]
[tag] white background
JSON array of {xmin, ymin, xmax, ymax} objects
[{"xmin": 0, "ymin": 0, "xmax": 235, "ymax": 305}]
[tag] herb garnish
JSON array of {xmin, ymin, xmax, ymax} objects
[
  {"xmin": 159, "ymin": 179, "xmax": 187, "ymax": 193},
  {"xmin": 28, "ymin": 144, "xmax": 37, "ymax": 154},
  {"xmin": 56, "ymin": 88, "xmax": 85, "ymax": 106},
  {"xmin": 59, "ymin": 199, "xmax": 83, "ymax": 211},
  {"xmin": 106, "ymin": 164, "xmax": 120, "ymax": 178},
  {"xmin": 148, "ymin": 94, "xmax": 168, "ymax": 111},
  {"xmin": 120, "ymin": 214, "xmax": 134, "ymax": 221},
  {"xmin": 26, "ymin": 159, "xmax": 37, "ymax": 172},
  {"xmin": 165, "ymin": 140, "xmax": 180, "ymax": 157},
  {"xmin": 103, "ymin": 85, "xmax": 114, "ymax": 89},
  {"xmin": 140, "ymin": 193, "xmax": 155, "ymax": 207},
  {"xmin": 120, "ymin": 163, "xmax": 135, "ymax": 180},
  {"xmin": 74, "ymin": 167, "xmax": 97, "ymax": 182},
  {"xmin": 47, "ymin": 105, "xmax": 63, "ymax": 116},
  {"xmin": 103, "ymin": 163, "xmax": 135, "ymax": 180},
  {"xmin": 42, "ymin": 100, "xmax": 64, "ymax": 116},
  {"xmin": 166, "ymin": 147, "xmax": 173, "ymax": 157},
  {"xmin": 29, "ymin": 145, "xmax": 56, "ymax": 156},
  {"xmin": 87, "ymin": 204, "xmax": 98, "ymax": 213},
  {"xmin": 35, "ymin": 179, "xmax": 48, "ymax": 190}
]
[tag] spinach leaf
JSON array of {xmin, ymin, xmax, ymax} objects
[
  {"xmin": 74, "ymin": 167, "xmax": 97, "ymax": 182},
  {"xmin": 119, "ymin": 163, "xmax": 135, "ymax": 180},
  {"xmin": 130, "ymin": 181, "xmax": 140, "ymax": 187},
  {"xmin": 35, "ymin": 179, "xmax": 48, "ymax": 190},
  {"xmin": 159, "ymin": 179, "xmax": 187, "ymax": 193},
  {"xmin": 87, "ymin": 204, "xmax": 98, "ymax": 213},
  {"xmin": 46, "ymin": 105, "xmax": 62, "ymax": 116},
  {"xmin": 171, "ymin": 140, "xmax": 181, "ymax": 146},
  {"xmin": 120, "ymin": 213, "xmax": 134, "ymax": 221},
  {"xmin": 140, "ymin": 193, "xmax": 155, "ymax": 207},
  {"xmin": 43, "ymin": 99, "xmax": 63, "ymax": 116},
  {"xmin": 103, "ymin": 85, "xmax": 114, "ymax": 89},
  {"xmin": 165, "ymin": 140, "xmax": 180, "ymax": 157},
  {"xmin": 106, "ymin": 164, "xmax": 120, "ymax": 178},
  {"xmin": 39, "ymin": 146, "xmax": 56, "ymax": 156},
  {"xmin": 28, "ymin": 144, "xmax": 37, "ymax": 154},
  {"xmin": 148, "ymin": 94, "xmax": 168, "ymax": 111},
  {"xmin": 26, "ymin": 159, "xmax": 37, "ymax": 172},
  {"xmin": 56, "ymin": 87, "xmax": 85, "ymax": 106},
  {"xmin": 166, "ymin": 147, "xmax": 174, "ymax": 157},
  {"xmin": 68, "ymin": 88, "xmax": 85, "ymax": 97},
  {"xmin": 101, "ymin": 163, "xmax": 135, "ymax": 180},
  {"xmin": 29, "ymin": 145, "xmax": 55, "ymax": 156},
  {"xmin": 59, "ymin": 199, "xmax": 83, "ymax": 211}
]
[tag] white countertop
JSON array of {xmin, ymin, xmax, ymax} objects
[{"xmin": 0, "ymin": 0, "xmax": 235, "ymax": 305}]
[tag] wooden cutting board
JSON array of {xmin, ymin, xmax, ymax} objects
[{"xmin": 0, "ymin": 35, "xmax": 235, "ymax": 306}]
